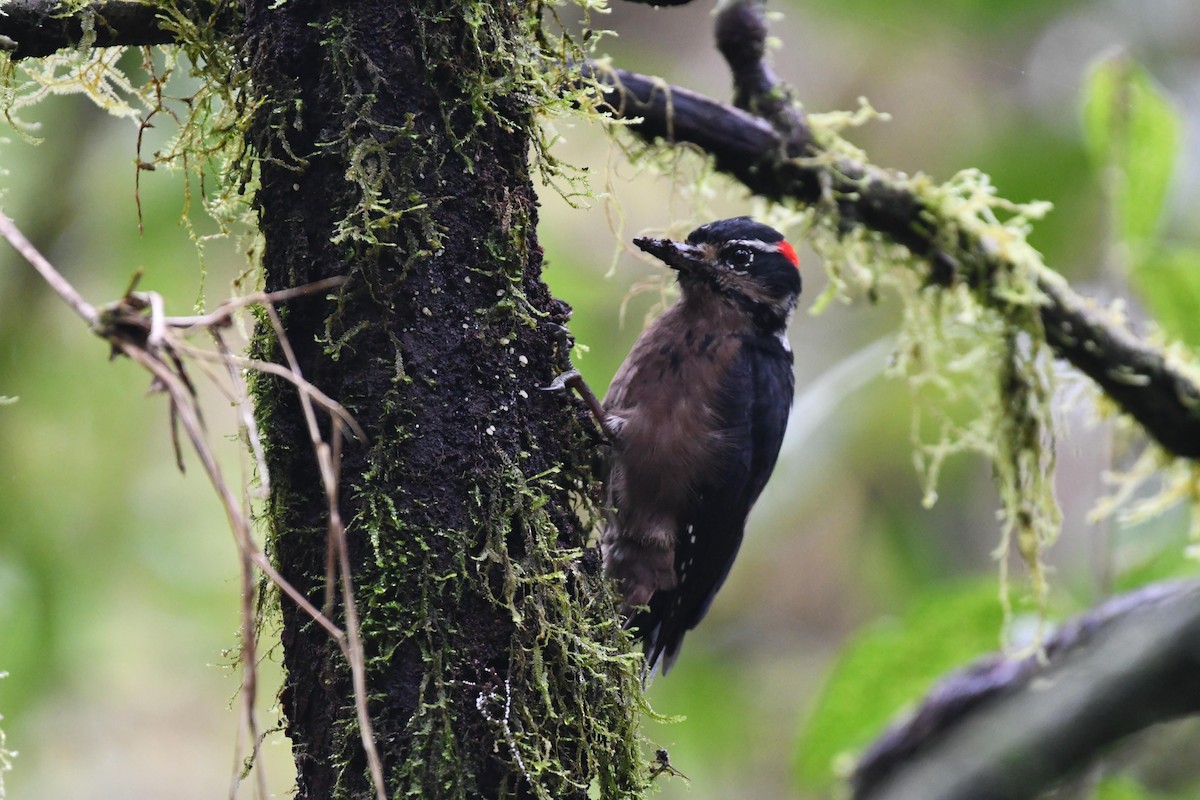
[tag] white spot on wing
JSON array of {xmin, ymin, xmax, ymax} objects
[{"xmin": 777, "ymin": 330, "xmax": 792, "ymax": 353}]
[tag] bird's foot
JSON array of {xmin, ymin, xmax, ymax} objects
[
  {"xmin": 543, "ymin": 367, "xmax": 582, "ymax": 393},
  {"xmin": 542, "ymin": 367, "xmax": 617, "ymax": 442}
]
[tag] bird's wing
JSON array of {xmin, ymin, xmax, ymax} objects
[{"xmin": 635, "ymin": 335, "xmax": 794, "ymax": 674}]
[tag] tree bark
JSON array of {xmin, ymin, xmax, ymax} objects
[{"xmin": 243, "ymin": 2, "xmax": 643, "ymax": 797}]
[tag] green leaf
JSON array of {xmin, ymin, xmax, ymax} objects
[
  {"xmin": 1095, "ymin": 776, "xmax": 1156, "ymax": 800},
  {"xmin": 1082, "ymin": 55, "xmax": 1183, "ymax": 252},
  {"xmin": 793, "ymin": 580, "xmax": 1005, "ymax": 791},
  {"xmin": 1128, "ymin": 248, "xmax": 1200, "ymax": 348}
]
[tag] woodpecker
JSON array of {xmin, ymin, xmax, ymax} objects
[{"xmin": 598, "ymin": 217, "xmax": 801, "ymax": 675}]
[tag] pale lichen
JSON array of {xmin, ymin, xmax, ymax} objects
[
  {"xmin": 1088, "ymin": 335, "xmax": 1200, "ymax": 555},
  {"xmin": 799, "ymin": 153, "xmax": 1063, "ymax": 630},
  {"xmin": 0, "ymin": 3, "xmax": 260, "ymax": 294}
]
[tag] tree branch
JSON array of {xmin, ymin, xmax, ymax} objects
[
  {"xmin": 584, "ymin": 60, "xmax": 1200, "ymax": 459},
  {"xmin": 714, "ymin": 0, "xmax": 809, "ymax": 154},
  {"xmin": 0, "ymin": 0, "xmax": 234, "ymax": 60},
  {"xmin": 851, "ymin": 580, "xmax": 1200, "ymax": 800}
]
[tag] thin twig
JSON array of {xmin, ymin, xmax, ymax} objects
[
  {"xmin": 0, "ymin": 214, "xmax": 96, "ymax": 323},
  {"xmin": 172, "ymin": 341, "xmax": 365, "ymax": 442},
  {"xmin": 264, "ymin": 302, "xmax": 387, "ymax": 800},
  {"xmin": 0, "ymin": 213, "xmax": 358, "ymax": 796},
  {"xmin": 165, "ymin": 277, "xmax": 348, "ymax": 332},
  {"xmin": 114, "ymin": 339, "xmax": 269, "ymax": 800},
  {"xmin": 212, "ymin": 329, "xmax": 271, "ymax": 496}
]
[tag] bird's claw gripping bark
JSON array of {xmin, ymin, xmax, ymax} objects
[
  {"xmin": 543, "ymin": 367, "xmax": 582, "ymax": 393},
  {"xmin": 543, "ymin": 367, "xmax": 617, "ymax": 442}
]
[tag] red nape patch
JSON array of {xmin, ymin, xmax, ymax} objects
[{"xmin": 777, "ymin": 240, "xmax": 800, "ymax": 268}]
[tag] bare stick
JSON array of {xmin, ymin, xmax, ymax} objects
[
  {"xmin": 212, "ymin": 330, "xmax": 271, "ymax": 496},
  {"xmin": 0, "ymin": 213, "xmax": 357, "ymax": 796},
  {"xmin": 167, "ymin": 342, "xmax": 365, "ymax": 442},
  {"xmin": 165, "ymin": 277, "xmax": 348, "ymax": 332},
  {"xmin": 115, "ymin": 340, "xmax": 270, "ymax": 799},
  {"xmin": 0, "ymin": 214, "xmax": 96, "ymax": 323},
  {"xmin": 264, "ymin": 303, "xmax": 387, "ymax": 800}
]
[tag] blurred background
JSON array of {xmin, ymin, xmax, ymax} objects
[{"xmin": 1, "ymin": 0, "xmax": 1198, "ymax": 798}]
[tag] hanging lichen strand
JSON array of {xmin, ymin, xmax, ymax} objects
[
  {"xmin": 242, "ymin": 1, "xmax": 646, "ymax": 798},
  {"xmin": 0, "ymin": 4, "xmax": 255, "ymax": 244},
  {"xmin": 802, "ymin": 153, "xmax": 1063, "ymax": 624}
]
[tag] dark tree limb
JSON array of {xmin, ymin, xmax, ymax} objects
[
  {"xmin": 0, "ymin": 0, "xmax": 233, "ymax": 59},
  {"xmin": 715, "ymin": 0, "xmax": 810, "ymax": 154},
  {"xmin": 1038, "ymin": 277, "xmax": 1200, "ymax": 456},
  {"xmin": 851, "ymin": 580, "xmax": 1200, "ymax": 800},
  {"xmin": 584, "ymin": 62, "xmax": 1200, "ymax": 459}
]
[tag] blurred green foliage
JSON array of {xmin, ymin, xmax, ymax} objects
[
  {"xmin": 1081, "ymin": 55, "xmax": 1200, "ymax": 350},
  {"xmin": 1095, "ymin": 773, "xmax": 1200, "ymax": 800},
  {"xmin": 0, "ymin": 93, "xmax": 286, "ymax": 796},
  {"xmin": 1083, "ymin": 56, "xmax": 1182, "ymax": 250},
  {"xmin": 1128, "ymin": 247, "xmax": 1200, "ymax": 347},
  {"xmin": 793, "ymin": 580, "xmax": 1005, "ymax": 791},
  {"xmin": 1097, "ymin": 776, "xmax": 1159, "ymax": 800}
]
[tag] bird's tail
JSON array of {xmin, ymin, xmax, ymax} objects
[{"xmin": 628, "ymin": 592, "xmax": 688, "ymax": 679}]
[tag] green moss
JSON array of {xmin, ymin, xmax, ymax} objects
[
  {"xmin": 340, "ymin": 438, "xmax": 647, "ymax": 797},
  {"xmin": 468, "ymin": 460, "xmax": 649, "ymax": 798},
  {"xmin": 246, "ymin": 0, "xmax": 650, "ymax": 795}
]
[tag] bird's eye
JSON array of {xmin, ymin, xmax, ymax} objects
[{"xmin": 725, "ymin": 247, "xmax": 753, "ymax": 269}]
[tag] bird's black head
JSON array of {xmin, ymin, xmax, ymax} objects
[{"xmin": 633, "ymin": 217, "xmax": 802, "ymax": 331}]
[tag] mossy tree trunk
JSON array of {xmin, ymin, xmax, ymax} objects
[{"xmin": 243, "ymin": 1, "xmax": 645, "ymax": 797}]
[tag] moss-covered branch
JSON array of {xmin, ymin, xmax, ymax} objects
[
  {"xmin": 584, "ymin": 61, "xmax": 1200, "ymax": 459},
  {"xmin": 0, "ymin": 0, "xmax": 235, "ymax": 59}
]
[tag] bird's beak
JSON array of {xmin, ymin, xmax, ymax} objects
[{"xmin": 633, "ymin": 237, "xmax": 708, "ymax": 274}]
